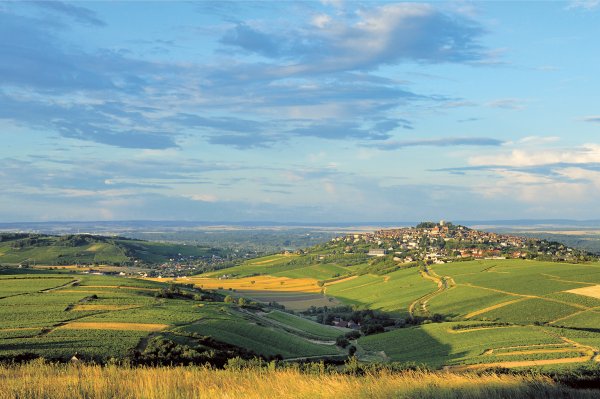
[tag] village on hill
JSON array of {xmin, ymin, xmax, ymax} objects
[{"xmin": 327, "ymin": 221, "xmax": 594, "ymax": 265}]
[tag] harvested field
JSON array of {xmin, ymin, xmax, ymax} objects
[
  {"xmin": 159, "ymin": 275, "xmax": 321, "ymax": 293},
  {"xmin": 566, "ymin": 285, "xmax": 600, "ymax": 299},
  {"xmin": 58, "ymin": 322, "xmax": 168, "ymax": 331}
]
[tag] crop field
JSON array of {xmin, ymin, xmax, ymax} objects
[
  {"xmin": 358, "ymin": 322, "xmax": 582, "ymax": 368},
  {"xmin": 202, "ymin": 254, "xmax": 300, "ymax": 277},
  {"xmin": 157, "ymin": 275, "xmax": 321, "ymax": 293},
  {"xmin": 567, "ymin": 285, "xmax": 600, "ymax": 299},
  {"xmin": 3, "ymin": 257, "xmax": 600, "ymax": 370},
  {"xmin": 0, "ymin": 276, "xmax": 75, "ymax": 297},
  {"xmin": 178, "ymin": 308, "xmax": 341, "ymax": 359},
  {"xmin": 240, "ymin": 291, "xmax": 339, "ymax": 311},
  {"xmin": 272, "ymin": 263, "xmax": 351, "ymax": 280},
  {"xmin": 324, "ymin": 267, "xmax": 436, "ymax": 316},
  {"xmin": 0, "ymin": 269, "xmax": 349, "ymax": 362},
  {"xmin": 264, "ymin": 310, "xmax": 345, "ymax": 340},
  {"xmin": 427, "ymin": 285, "xmax": 517, "ymax": 319},
  {"xmin": 0, "ymin": 270, "xmax": 206, "ymax": 360}
]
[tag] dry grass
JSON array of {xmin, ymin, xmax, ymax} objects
[
  {"xmin": 0, "ymin": 361, "xmax": 596, "ymax": 399},
  {"xmin": 58, "ymin": 322, "xmax": 168, "ymax": 331},
  {"xmin": 567, "ymin": 285, "xmax": 600, "ymax": 299},
  {"xmin": 152, "ymin": 275, "xmax": 321, "ymax": 293}
]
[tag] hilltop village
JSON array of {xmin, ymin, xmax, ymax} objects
[{"xmin": 328, "ymin": 221, "xmax": 593, "ymax": 264}]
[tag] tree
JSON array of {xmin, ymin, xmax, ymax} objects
[
  {"xmin": 348, "ymin": 345, "xmax": 357, "ymax": 356},
  {"xmin": 336, "ymin": 336, "xmax": 350, "ymax": 348}
]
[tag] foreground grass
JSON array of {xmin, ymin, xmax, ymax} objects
[{"xmin": 0, "ymin": 361, "xmax": 597, "ymax": 399}]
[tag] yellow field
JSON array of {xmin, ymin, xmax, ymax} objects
[
  {"xmin": 0, "ymin": 362, "xmax": 595, "ymax": 399},
  {"xmin": 247, "ymin": 254, "xmax": 297, "ymax": 265},
  {"xmin": 567, "ymin": 285, "xmax": 600, "ymax": 299},
  {"xmin": 152, "ymin": 275, "xmax": 321, "ymax": 293},
  {"xmin": 58, "ymin": 322, "xmax": 168, "ymax": 331},
  {"xmin": 70, "ymin": 304, "xmax": 140, "ymax": 311}
]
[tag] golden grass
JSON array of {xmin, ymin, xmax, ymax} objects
[
  {"xmin": 152, "ymin": 275, "xmax": 321, "ymax": 293},
  {"xmin": 70, "ymin": 304, "xmax": 140, "ymax": 311},
  {"xmin": 567, "ymin": 285, "xmax": 600, "ymax": 299},
  {"xmin": 0, "ymin": 361, "xmax": 595, "ymax": 399},
  {"xmin": 58, "ymin": 322, "xmax": 168, "ymax": 331}
]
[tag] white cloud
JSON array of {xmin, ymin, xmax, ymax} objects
[
  {"xmin": 187, "ymin": 194, "xmax": 218, "ymax": 202},
  {"xmin": 469, "ymin": 144, "xmax": 600, "ymax": 167},
  {"xmin": 567, "ymin": 0, "xmax": 600, "ymax": 10},
  {"xmin": 312, "ymin": 14, "xmax": 332, "ymax": 28}
]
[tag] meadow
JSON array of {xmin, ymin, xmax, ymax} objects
[{"xmin": 0, "ymin": 361, "xmax": 598, "ymax": 399}]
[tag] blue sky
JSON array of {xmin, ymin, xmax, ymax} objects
[{"xmin": 1, "ymin": 0, "xmax": 600, "ymax": 222}]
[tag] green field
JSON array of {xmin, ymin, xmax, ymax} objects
[
  {"xmin": 325, "ymin": 267, "xmax": 437, "ymax": 317},
  {"xmin": 2, "ymin": 256, "xmax": 600, "ymax": 370},
  {"xmin": 0, "ymin": 233, "xmax": 223, "ymax": 266},
  {"xmin": 0, "ymin": 269, "xmax": 345, "ymax": 361},
  {"xmin": 264, "ymin": 310, "xmax": 347, "ymax": 340}
]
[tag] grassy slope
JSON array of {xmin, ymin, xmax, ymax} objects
[
  {"xmin": 0, "ymin": 235, "xmax": 219, "ymax": 265},
  {"xmin": 0, "ymin": 269, "xmax": 342, "ymax": 361}
]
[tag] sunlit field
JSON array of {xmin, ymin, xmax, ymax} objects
[{"xmin": 0, "ymin": 361, "xmax": 597, "ymax": 399}]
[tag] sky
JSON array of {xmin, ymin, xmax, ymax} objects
[{"xmin": 1, "ymin": 0, "xmax": 600, "ymax": 222}]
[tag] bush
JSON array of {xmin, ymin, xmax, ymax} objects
[{"xmin": 335, "ymin": 336, "xmax": 350, "ymax": 348}]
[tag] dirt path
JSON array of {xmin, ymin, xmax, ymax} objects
[
  {"xmin": 324, "ymin": 275, "xmax": 358, "ymax": 286},
  {"xmin": 40, "ymin": 279, "xmax": 80, "ymax": 293},
  {"xmin": 447, "ymin": 325, "xmax": 518, "ymax": 334},
  {"xmin": 408, "ymin": 267, "xmax": 454, "ymax": 319},
  {"xmin": 464, "ymin": 298, "xmax": 526, "ymax": 319},
  {"xmin": 540, "ymin": 273, "xmax": 597, "ymax": 286}
]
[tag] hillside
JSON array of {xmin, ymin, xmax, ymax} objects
[
  {"xmin": 0, "ymin": 233, "xmax": 227, "ymax": 267},
  {"xmin": 161, "ymin": 223, "xmax": 600, "ymax": 369},
  {"xmin": 1, "ymin": 223, "xmax": 600, "ymax": 372}
]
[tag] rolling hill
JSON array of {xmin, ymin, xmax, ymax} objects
[
  {"xmin": 1, "ymin": 224, "xmax": 600, "ymax": 373},
  {"xmin": 0, "ymin": 233, "xmax": 226, "ymax": 266}
]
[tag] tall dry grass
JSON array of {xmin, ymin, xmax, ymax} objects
[{"xmin": 0, "ymin": 360, "xmax": 596, "ymax": 399}]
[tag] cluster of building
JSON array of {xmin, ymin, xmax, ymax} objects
[{"xmin": 331, "ymin": 221, "xmax": 586, "ymax": 263}]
